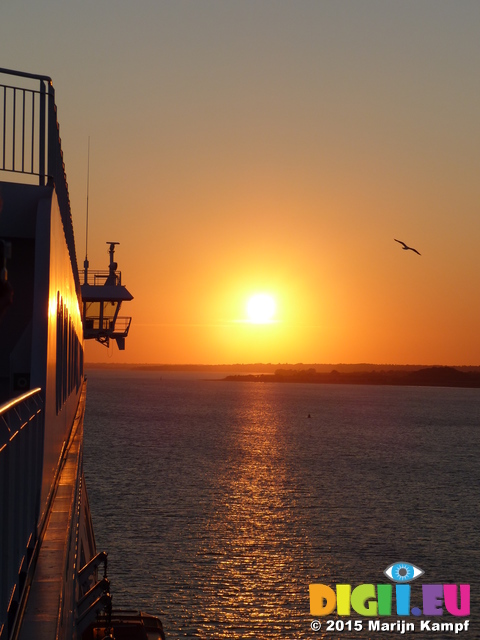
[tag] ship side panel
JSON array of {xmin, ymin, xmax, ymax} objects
[
  {"xmin": 0, "ymin": 182, "xmax": 50, "ymax": 403},
  {"xmin": 31, "ymin": 189, "xmax": 84, "ymax": 523}
]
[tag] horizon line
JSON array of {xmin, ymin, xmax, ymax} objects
[{"xmin": 83, "ymin": 361, "xmax": 480, "ymax": 368}]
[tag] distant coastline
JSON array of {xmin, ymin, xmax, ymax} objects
[
  {"xmin": 84, "ymin": 362, "xmax": 480, "ymax": 387},
  {"xmin": 222, "ymin": 366, "xmax": 480, "ymax": 388},
  {"xmin": 85, "ymin": 362, "xmax": 480, "ymax": 374}
]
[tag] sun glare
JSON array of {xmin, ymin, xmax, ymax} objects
[{"xmin": 246, "ymin": 294, "xmax": 276, "ymax": 324}]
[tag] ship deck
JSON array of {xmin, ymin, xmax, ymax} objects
[{"xmin": 17, "ymin": 384, "xmax": 87, "ymax": 640}]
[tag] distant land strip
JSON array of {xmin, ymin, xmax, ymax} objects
[
  {"xmin": 85, "ymin": 362, "xmax": 480, "ymax": 374},
  {"xmin": 223, "ymin": 366, "xmax": 480, "ymax": 388}
]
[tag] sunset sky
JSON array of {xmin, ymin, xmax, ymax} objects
[{"xmin": 1, "ymin": 1, "xmax": 480, "ymax": 365}]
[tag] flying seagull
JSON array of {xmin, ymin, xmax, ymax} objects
[{"xmin": 394, "ymin": 239, "xmax": 421, "ymax": 255}]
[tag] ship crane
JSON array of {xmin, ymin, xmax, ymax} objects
[{"xmin": 81, "ymin": 242, "xmax": 133, "ymax": 350}]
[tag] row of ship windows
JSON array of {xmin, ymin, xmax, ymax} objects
[{"xmin": 56, "ymin": 292, "xmax": 83, "ymax": 414}]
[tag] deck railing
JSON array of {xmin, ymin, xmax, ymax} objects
[
  {"xmin": 0, "ymin": 388, "xmax": 43, "ymax": 639},
  {"xmin": 84, "ymin": 315, "xmax": 132, "ymax": 335},
  {"xmin": 0, "ymin": 67, "xmax": 80, "ymax": 297},
  {"xmin": 80, "ymin": 269, "xmax": 123, "ymax": 287}
]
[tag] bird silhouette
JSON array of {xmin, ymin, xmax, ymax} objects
[{"xmin": 394, "ymin": 239, "xmax": 421, "ymax": 255}]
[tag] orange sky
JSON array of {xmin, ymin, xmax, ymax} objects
[{"xmin": 2, "ymin": 1, "xmax": 480, "ymax": 365}]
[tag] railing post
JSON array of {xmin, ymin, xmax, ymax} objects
[
  {"xmin": 0, "ymin": 430, "xmax": 8, "ymax": 632},
  {"xmin": 39, "ymin": 80, "xmax": 46, "ymax": 186},
  {"xmin": 47, "ymin": 81, "xmax": 56, "ymax": 187},
  {"xmin": 11, "ymin": 89, "xmax": 16, "ymax": 173},
  {"xmin": 2, "ymin": 85, "xmax": 6, "ymax": 171}
]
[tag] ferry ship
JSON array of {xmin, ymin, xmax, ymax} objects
[{"xmin": 0, "ymin": 68, "xmax": 164, "ymax": 640}]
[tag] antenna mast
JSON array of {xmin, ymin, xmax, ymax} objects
[{"xmin": 83, "ymin": 137, "xmax": 90, "ymax": 285}]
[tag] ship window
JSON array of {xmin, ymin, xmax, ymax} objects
[
  {"xmin": 102, "ymin": 300, "xmax": 118, "ymax": 318},
  {"xmin": 63, "ymin": 306, "xmax": 68, "ymax": 404},
  {"xmin": 102, "ymin": 300, "xmax": 119, "ymax": 331},
  {"xmin": 56, "ymin": 294, "xmax": 83, "ymax": 413},
  {"xmin": 56, "ymin": 292, "xmax": 63, "ymax": 414},
  {"xmin": 84, "ymin": 301, "xmax": 101, "ymax": 331}
]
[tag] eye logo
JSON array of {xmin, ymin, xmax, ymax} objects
[{"xmin": 384, "ymin": 562, "xmax": 424, "ymax": 583}]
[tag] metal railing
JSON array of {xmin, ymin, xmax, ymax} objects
[
  {"xmin": 80, "ymin": 269, "xmax": 123, "ymax": 287},
  {"xmin": 1, "ymin": 71, "xmax": 46, "ymax": 182},
  {"xmin": 0, "ymin": 388, "xmax": 43, "ymax": 639},
  {"xmin": 84, "ymin": 316, "xmax": 132, "ymax": 336},
  {"xmin": 0, "ymin": 67, "xmax": 80, "ymax": 297}
]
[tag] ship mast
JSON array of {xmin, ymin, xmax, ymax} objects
[{"xmin": 83, "ymin": 137, "xmax": 90, "ymax": 285}]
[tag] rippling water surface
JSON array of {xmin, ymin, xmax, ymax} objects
[{"xmin": 83, "ymin": 370, "xmax": 479, "ymax": 639}]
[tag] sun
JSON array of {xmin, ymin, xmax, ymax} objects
[{"xmin": 246, "ymin": 294, "xmax": 276, "ymax": 324}]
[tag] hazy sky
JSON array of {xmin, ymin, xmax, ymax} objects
[{"xmin": 1, "ymin": 1, "xmax": 480, "ymax": 365}]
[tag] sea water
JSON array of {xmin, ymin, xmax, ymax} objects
[{"xmin": 83, "ymin": 370, "xmax": 480, "ymax": 639}]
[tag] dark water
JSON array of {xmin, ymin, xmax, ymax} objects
[{"xmin": 83, "ymin": 370, "xmax": 479, "ymax": 639}]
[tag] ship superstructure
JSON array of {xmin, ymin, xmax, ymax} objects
[
  {"xmin": 81, "ymin": 242, "xmax": 133, "ymax": 351},
  {"xmin": 0, "ymin": 68, "xmax": 163, "ymax": 640}
]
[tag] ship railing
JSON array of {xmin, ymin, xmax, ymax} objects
[
  {"xmin": 0, "ymin": 67, "xmax": 80, "ymax": 298},
  {"xmin": 84, "ymin": 316, "xmax": 132, "ymax": 337},
  {"xmin": 80, "ymin": 269, "xmax": 123, "ymax": 287},
  {"xmin": 0, "ymin": 388, "xmax": 43, "ymax": 639}
]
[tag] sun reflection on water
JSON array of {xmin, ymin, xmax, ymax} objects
[{"xmin": 196, "ymin": 388, "xmax": 315, "ymax": 638}]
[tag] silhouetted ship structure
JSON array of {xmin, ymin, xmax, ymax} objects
[
  {"xmin": 0, "ymin": 68, "xmax": 164, "ymax": 640},
  {"xmin": 224, "ymin": 366, "xmax": 480, "ymax": 388}
]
